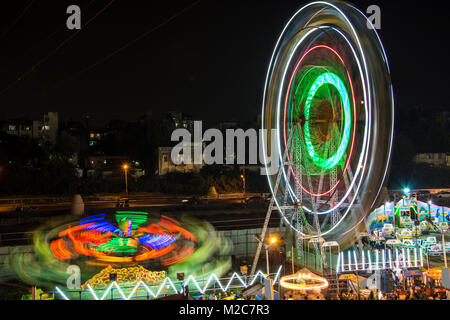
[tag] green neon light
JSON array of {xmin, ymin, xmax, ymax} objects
[
  {"xmin": 303, "ymin": 72, "xmax": 351, "ymax": 170},
  {"xmin": 115, "ymin": 212, "xmax": 148, "ymax": 230},
  {"xmin": 96, "ymin": 237, "xmax": 139, "ymax": 254}
]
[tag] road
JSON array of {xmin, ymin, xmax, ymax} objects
[{"xmin": 0, "ymin": 193, "xmax": 267, "ymax": 213}]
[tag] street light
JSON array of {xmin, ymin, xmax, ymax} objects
[
  {"xmin": 254, "ymin": 235, "xmax": 279, "ymax": 276},
  {"xmin": 122, "ymin": 164, "xmax": 129, "ymax": 199},
  {"xmin": 240, "ymin": 174, "xmax": 246, "ymax": 196},
  {"xmin": 404, "ymin": 188, "xmax": 410, "ymax": 194},
  {"xmin": 441, "ymin": 228, "xmax": 448, "ymax": 269},
  {"xmin": 269, "ymin": 236, "xmax": 278, "ymax": 245}
]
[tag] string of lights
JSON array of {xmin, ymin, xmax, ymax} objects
[
  {"xmin": 55, "ymin": 266, "xmax": 283, "ymax": 300},
  {"xmin": 337, "ymin": 248, "xmax": 424, "ymax": 273}
]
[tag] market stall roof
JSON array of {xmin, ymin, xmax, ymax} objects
[
  {"xmin": 339, "ymin": 273, "xmax": 367, "ymax": 284},
  {"xmin": 386, "ymin": 239, "xmax": 402, "ymax": 245},
  {"xmin": 322, "ymin": 241, "xmax": 339, "ymax": 248}
]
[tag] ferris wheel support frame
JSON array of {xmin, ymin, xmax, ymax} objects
[
  {"xmin": 250, "ymin": 129, "xmax": 295, "ymax": 277},
  {"xmin": 250, "ymin": 128, "xmax": 327, "ymax": 277}
]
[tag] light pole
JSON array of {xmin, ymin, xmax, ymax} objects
[
  {"xmin": 255, "ymin": 235, "xmax": 278, "ymax": 276},
  {"xmin": 240, "ymin": 173, "xmax": 246, "ymax": 196},
  {"xmin": 122, "ymin": 164, "xmax": 129, "ymax": 199},
  {"xmin": 393, "ymin": 193, "xmax": 397, "ymax": 237},
  {"xmin": 442, "ymin": 229, "xmax": 448, "ymax": 269},
  {"xmin": 265, "ymin": 243, "xmax": 270, "ymax": 275}
]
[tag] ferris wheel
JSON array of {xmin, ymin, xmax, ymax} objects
[{"xmin": 261, "ymin": 1, "xmax": 394, "ymax": 243}]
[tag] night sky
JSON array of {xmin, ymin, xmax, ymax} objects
[{"xmin": 0, "ymin": 0, "xmax": 448, "ymax": 125}]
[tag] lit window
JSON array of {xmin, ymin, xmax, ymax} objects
[
  {"xmin": 90, "ymin": 133, "xmax": 95, "ymax": 139},
  {"xmin": 8, "ymin": 125, "xmax": 16, "ymax": 131}
]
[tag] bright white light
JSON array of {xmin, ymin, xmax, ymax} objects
[
  {"xmin": 388, "ymin": 250, "xmax": 393, "ymax": 269},
  {"xmin": 348, "ymin": 251, "xmax": 352, "ymax": 271},
  {"xmin": 87, "ymin": 284, "xmax": 99, "ymax": 300},
  {"xmin": 273, "ymin": 266, "xmax": 283, "ymax": 284},
  {"xmin": 224, "ymin": 273, "xmax": 247, "ymax": 291},
  {"xmin": 396, "ymin": 249, "xmax": 400, "ymax": 268},
  {"xmin": 362, "ymin": 250, "xmax": 365, "ymax": 270},
  {"xmin": 55, "ymin": 287, "xmax": 70, "ymax": 300},
  {"xmin": 55, "ymin": 269, "xmax": 283, "ymax": 300},
  {"xmin": 402, "ymin": 248, "xmax": 406, "ymax": 268},
  {"xmin": 414, "ymin": 248, "xmax": 418, "ymax": 267}
]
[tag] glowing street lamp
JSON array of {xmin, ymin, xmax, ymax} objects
[
  {"xmin": 404, "ymin": 188, "xmax": 410, "ymax": 194},
  {"xmin": 269, "ymin": 236, "xmax": 279, "ymax": 245},
  {"xmin": 122, "ymin": 164, "xmax": 129, "ymax": 199},
  {"xmin": 266, "ymin": 236, "xmax": 280, "ymax": 275},
  {"xmin": 254, "ymin": 235, "xmax": 279, "ymax": 276},
  {"xmin": 240, "ymin": 174, "xmax": 246, "ymax": 196}
]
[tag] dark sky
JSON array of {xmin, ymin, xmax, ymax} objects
[{"xmin": 0, "ymin": 0, "xmax": 448, "ymax": 125}]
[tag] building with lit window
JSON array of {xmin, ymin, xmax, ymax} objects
[
  {"xmin": 413, "ymin": 152, "xmax": 450, "ymax": 167},
  {"xmin": 158, "ymin": 142, "xmax": 204, "ymax": 176},
  {"xmin": 32, "ymin": 112, "xmax": 59, "ymax": 146},
  {"xmin": 1, "ymin": 118, "xmax": 33, "ymax": 138},
  {"xmin": 1, "ymin": 112, "xmax": 59, "ymax": 145}
]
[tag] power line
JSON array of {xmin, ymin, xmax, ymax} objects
[
  {"xmin": 13, "ymin": 0, "xmax": 98, "ymax": 62},
  {"xmin": 0, "ymin": 0, "xmax": 116, "ymax": 97},
  {"xmin": 49, "ymin": 0, "xmax": 201, "ymax": 91},
  {"xmin": 0, "ymin": 0, "xmax": 36, "ymax": 40}
]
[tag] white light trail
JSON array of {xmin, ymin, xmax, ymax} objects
[{"xmin": 56, "ymin": 268, "xmax": 283, "ymax": 301}]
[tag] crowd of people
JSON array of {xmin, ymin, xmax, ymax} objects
[
  {"xmin": 335, "ymin": 281, "xmax": 450, "ymax": 300},
  {"xmin": 335, "ymin": 286, "xmax": 449, "ymax": 300},
  {"xmin": 193, "ymin": 272, "xmax": 450, "ymax": 301}
]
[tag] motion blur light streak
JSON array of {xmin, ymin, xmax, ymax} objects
[
  {"xmin": 55, "ymin": 266, "xmax": 283, "ymax": 300},
  {"xmin": 262, "ymin": 0, "xmax": 394, "ymax": 242},
  {"xmin": 280, "ymin": 273, "xmax": 328, "ymax": 291},
  {"xmin": 50, "ymin": 212, "xmax": 194, "ymax": 266},
  {"xmin": 7, "ymin": 213, "xmax": 232, "ymax": 289}
]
